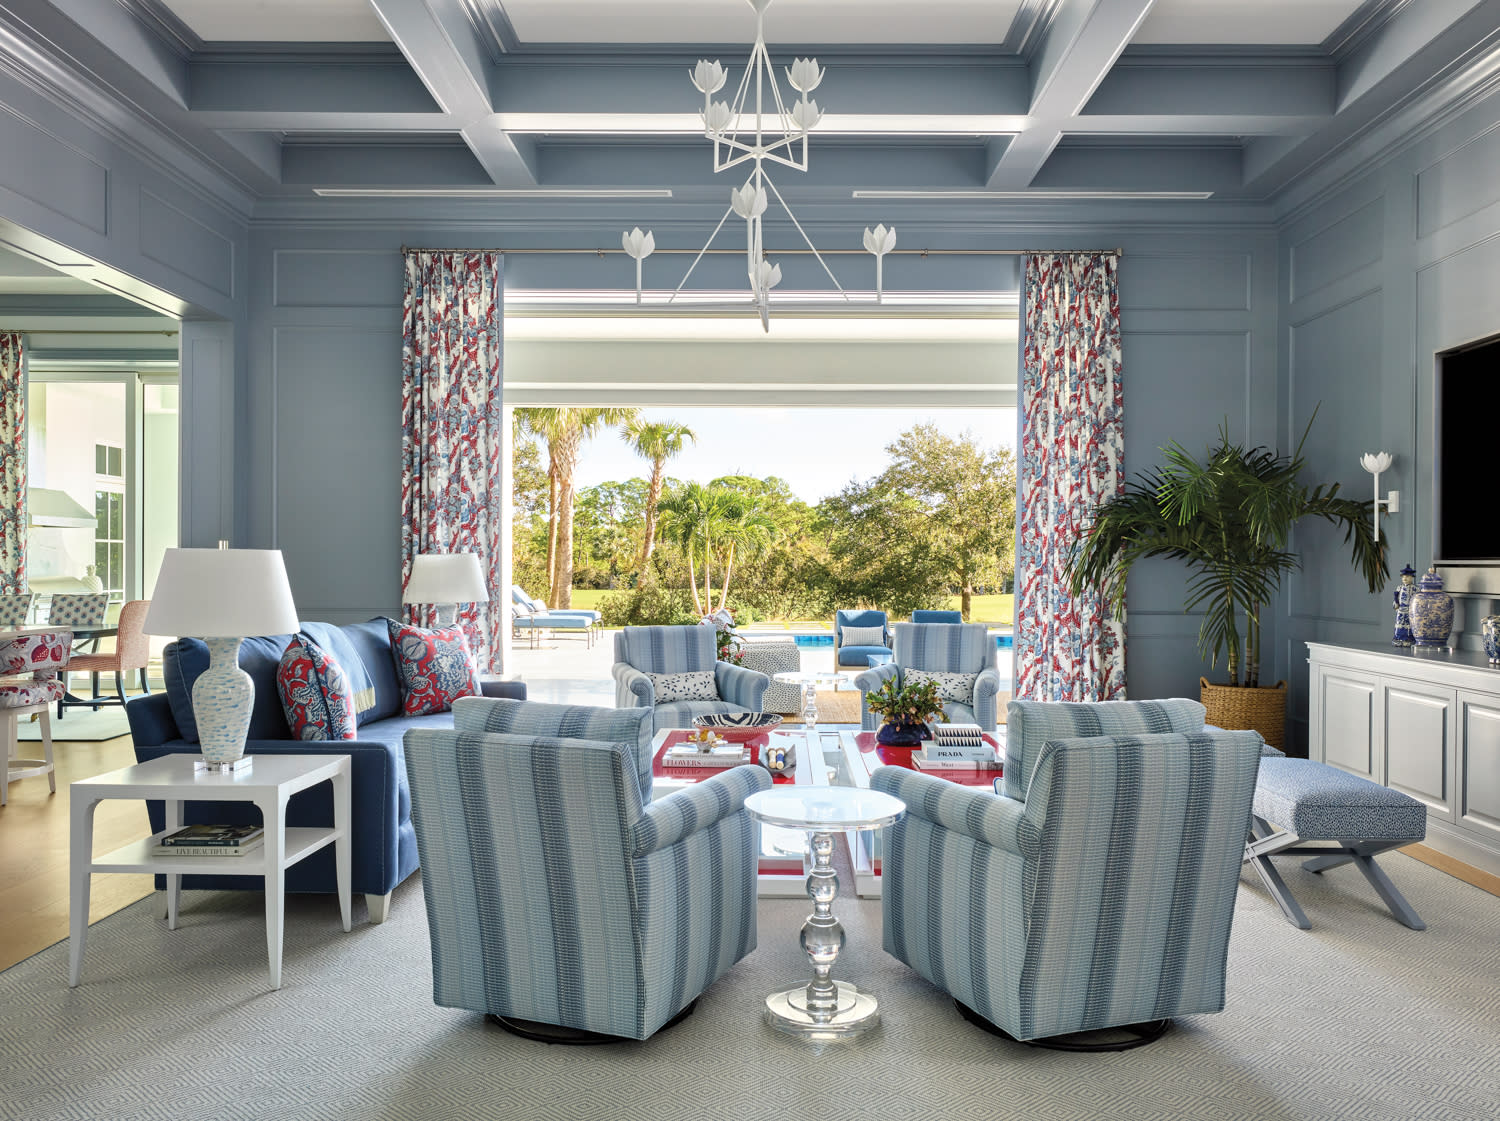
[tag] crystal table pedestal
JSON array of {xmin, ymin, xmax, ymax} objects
[
  {"xmin": 744, "ymin": 786, "xmax": 905, "ymax": 1038},
  {"xmin": 772, "ymin": 670, "xmax": 855, "ymax": 733}
]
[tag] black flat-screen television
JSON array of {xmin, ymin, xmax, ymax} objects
[{"xmin": 1436, "ymin": 332, "xmax": 1500, "ymax": 592}]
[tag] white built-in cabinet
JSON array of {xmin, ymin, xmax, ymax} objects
[{"xmin": 1308, "ymin": 642, "xmax": 1500, "ymax": 878}]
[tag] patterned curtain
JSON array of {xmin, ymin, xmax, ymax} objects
[
  {"xmin": 1015, "ymin": 253, "xmax": 1125, "ymax": 701},
  {"xmin": 401, "ymin": 252, "xmax": 504, "ymax": 669},
  {"xmin": 0, "ymin": 333, "xmax": 24, "ymax": 595}
]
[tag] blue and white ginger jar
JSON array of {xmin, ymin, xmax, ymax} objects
[
  {"xmin": 1410, "ymin": 567, "xmax": 1454, "ymax": 649},
  {"xmin": 1483, "ymin": 616, "xmax": 1500, "ymax": 665}
]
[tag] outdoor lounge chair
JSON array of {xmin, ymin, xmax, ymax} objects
[
  {"xmin": 512, "ymin": 586, "xmax": 601, "ymax": 624},
  {"xmin": 512, "ymin": 602, "xmax": 598, "ymax": 648}
]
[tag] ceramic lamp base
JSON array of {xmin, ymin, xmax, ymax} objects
[{"xmin": 192, "ymin": 636, "xmax": 253, "ymax": 767}]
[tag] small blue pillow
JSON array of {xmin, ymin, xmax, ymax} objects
[{"xmin": 161, "ymin": 635, "xmax": 294, "ymax": 743}]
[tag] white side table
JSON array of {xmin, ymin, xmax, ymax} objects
[{"xmin": 69, "ymin": 753, "xmax": 352, "ymax": 990}]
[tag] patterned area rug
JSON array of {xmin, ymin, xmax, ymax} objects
[
  {"xmin": 778, "ymin": 688, "xmax": 862, "ymax": 725},
  {"xmin": 17, "ymin": 705, "xmax": 132, "ymax": 743},
  {"xmin": 3, "ymin": 853, "xmax": 1498, "ymax": 1120}
]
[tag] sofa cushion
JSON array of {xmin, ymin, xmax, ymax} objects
[
  {"xmin": 840, "ymin": 623, "xmax": 887, "ymax": 647},
  {"xmin": 905, "ymin": 667, "xmax": 977, "ymax": 705},
  {"xmin": 300, "ymin": 622, "xmax": 379, "ymax": 723},
  {"xmin": 646, "ymin": 669, "xmax": 719, "ymax": 704},
  {"xmin": 341, "ymin": 619, "xmax": 405, "ymax": 722},
  {"xmin": 163, "ymin": 635, "xmax": 295, "ymax": 744},
  {"xmin": 387, "ymin": 619, "xmax": 480, "ymax": 716},
  {"xmin": 276, "ymin": 635, "xmax": 358, "ymax": 741},
  {"xmin": 837, "ymin": 644, "xmax": 892, "ymax": 668}
]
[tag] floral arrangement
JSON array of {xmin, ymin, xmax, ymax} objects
[
  {"xmin": 700, "ymin": 608, "xmax": 745, "ymax": 665},
  {"xmin": 865, "ymin": 676, "xmax": 947, "ymax": 728}
]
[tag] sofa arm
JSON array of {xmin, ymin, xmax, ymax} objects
[
  {"xmin": 125, "ymin": 691, "xmax": 180, "ymax": 747},
  {"xmin": 972, "ymin": 667, "xmax": 1002, "ymax": 729},
  {"xmin": 715, "ymin": 661, "xmax": 769, "ymax": 709},
  {"xmin": 133, "ymin": 738, "xmax": 409, "ymax": 896},
  {"xmin": 871, "ymin": 766, "xmax": 1028, "ymax": 854},
  {"xmin": 613, "ymin": 662, "xmax": 653, "ymax": 708},
  {"xmin": 633, "ymin": 764, "xmax": 772, "ymax": 855},
  {"xmin": 480, "ymin": 679, "xmax": 528, "ymax": 700}
]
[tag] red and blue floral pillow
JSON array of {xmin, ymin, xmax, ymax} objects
[
  {"xmin": 386, "ymin": 620, "xmax": 481, "ymax": 716},
  {"xmin": 276, "ymin": 635, "xmax": 358, "ymax": 741}
]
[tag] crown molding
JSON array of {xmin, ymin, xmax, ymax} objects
[
  {"xmin": 465, "ymin": 0, "xmax": 519, "ymax": 60},
  {"xmin": 1324, "ymin": 0, "xmax": 1415, "ymax": 61},
  {"xmin": 1274, "ymin": 41, "xmax": 1500, "ymax": 225},
  {"xmin": 1005, "ymin": 0, "xmax": 1062, "ymax": 60},
  {"xmin": 114, "ymin": 0, "xmax": 202, "ymax": 58},
  {"xmin": 0, "ymin": 14, "xmax": 255, "ymax": 221}
]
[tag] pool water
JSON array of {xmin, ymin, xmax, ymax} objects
[{"xmin": 789, "ymin": 632, "xmax": 1014, "ymax": 649}]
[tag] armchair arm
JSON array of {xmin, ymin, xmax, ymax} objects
[
  {"xmin": 613, "ymin": 661, "xmax": 654, "ymax": 708},
  {"xmin": 715, "ymin": 661, "xmax": 769, "ymax": 709},
  {"xmin": 971, "ymin": 667, "xmax": 1002, "ymax": 729},
  {"xmin": 853, "ymin": 661, "xmax": 900, "ymax": 694},
  {"xmin": 871, "ymin": 766, "xmax": 1029, "ymax": 854},
  {"xmin": 632, "ymin": 765, "xmax": 772, "ymax": 854}
]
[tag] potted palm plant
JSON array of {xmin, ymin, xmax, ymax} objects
[{"xmin": 1066, "ymin": 416, "xmax": 1386, "ymax": 749}]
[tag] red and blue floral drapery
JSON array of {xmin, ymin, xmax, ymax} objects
[
  {"xmin": 400, "ymin": 252, "xmax": 504, "ymax": 669},
  {"xmin": 0, "ymin": 332, "xmax": 24, "ymax": 595},
  {"xmin": 1015, "ymin": 253, "xmax": 1126, "ymax": 702}
]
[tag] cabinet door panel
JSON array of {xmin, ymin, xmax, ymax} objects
[
  {"xmin": 1382, "ymin": 683, "xmax": 1453, "ymax": 816},
  {"xmin": 1460, "ymin": 697, "xmax": 1500, "ymax": 839},
  {"xmin": 1322, "ymin": 672, "xmax": 1376, "ymax": 779}
]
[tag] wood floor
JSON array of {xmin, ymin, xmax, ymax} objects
[{"xmin": 0, "ymin": 731, "xmax": 153, "ymax": 972}]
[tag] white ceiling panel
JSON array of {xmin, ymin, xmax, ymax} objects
[
  {"xmin": 162, "ymin": 0, "xmax": 390, "ymax": 43},
  {"xmin": 1134, "ymin": 0, "xmax": 1365, "ymax": 46},
  {"xmin": 501, "ymin": 0, "xmax": 1022, "ymax": 45}
]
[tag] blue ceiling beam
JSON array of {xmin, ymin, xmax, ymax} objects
[
  {"xmin": 189, "ymin": 58, "xmax": 441, "ymax": 115},
  {"xmin": 281, "ymin": 141, "xmax": 492, "ymax": 186},
  {"xmin": 1338, "ymin": 0, "xmax": 1493, "ymax": 108},
  {"xmin": 989, "ymin": 0, "xmax": 1157, "ymax": 189},
  {"xmin": 46, "ymin": 0, "xmax": 188, "ymax": 105},
  {"xmin": 1083, "ymin": 60, "xmax": 1336, "ymax": 118},
  {"xmin": 367, "ymin": 0, "xmax": 538, "ymax": 184},
  {"xmin": 1031, "ymin": 144, "xmax": 1244, "ymax": 193}
]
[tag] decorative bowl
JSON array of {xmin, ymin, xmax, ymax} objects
[{"xmin": 692, "ymin": 713, "xmax": 783, "ymax": 743}]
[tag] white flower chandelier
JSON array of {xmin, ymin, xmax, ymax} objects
[{"xmin": 621, "ymin": 0, "xmax": 896, "ymax": 331}]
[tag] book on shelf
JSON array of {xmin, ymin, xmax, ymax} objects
[
  {"xmin": 662, "ymin": 745, "xmax": 751, "ymax": 769},
  {"xmin": 156, "ymin": 837, "xmax": 266, "ymax": 857},
  {"xmin": 159, "ymin": 824, "xmax": 264, "ymax": 848}
]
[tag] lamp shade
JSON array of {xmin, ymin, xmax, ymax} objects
[
  {"xmin": 402, "ymin": 553, "xmax": 490, "ymax": 605},
  {"xmin": 142, "ymin": 548, "xmax": 300, "ymax": 637}
]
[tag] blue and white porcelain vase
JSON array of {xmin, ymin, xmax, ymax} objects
[
  {"xmin": 1392, "ymin": 564, "xmax": 1416, "ymax": 647},
  {"xmin": 1410, "ymin": 566, "xmax": 1454, "ymax": 648},
  {"xmin": 1483, "ymin": 617, "xmax": 1500, "ymax": 665}
]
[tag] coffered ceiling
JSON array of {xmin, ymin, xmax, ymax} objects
[{"xmin": 2, "ymin": 0, "xmax": 1497, "ymax": 210}]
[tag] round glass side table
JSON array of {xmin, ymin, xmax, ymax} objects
[
  {"xmin": 772, "ymin": 670, "xmax": 855, "ymax": 732},
  {"xmin": 744, "ymin": 786, "xmax": 906, "ymax": 1039}
]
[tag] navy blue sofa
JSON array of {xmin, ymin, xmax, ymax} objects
[{"xmin": 126, "ymin": 618, "xmax": 525, "ymax": 923}]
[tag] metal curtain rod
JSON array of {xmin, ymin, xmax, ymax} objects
[
  {"xmin": 22, "ymin": 329, "xmax": 180, "ymax": 336},
  {"xmin": 400, "ymin": 246, "xmax": 1124, "ymax": 258}
]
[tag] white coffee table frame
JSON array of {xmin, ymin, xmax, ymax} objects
[{"xmin": 69, "ymin": 753, "xmax": 352, "ymax": 990}]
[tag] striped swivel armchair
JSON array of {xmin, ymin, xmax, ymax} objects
[
  {"xmin": 612, "ymin": 625, "xmax": 769, "ymax": 733},
  {"xmin": 854, "ymin": 622, "xmax": 1002, "ymax": 731},
  {"xmin": 403, "ymin": 696, "xmax": 770, "ymax": 1041},
  {"xmin": 872, "ymin": 726, "xmax": 1265, "ymax": 1044}
]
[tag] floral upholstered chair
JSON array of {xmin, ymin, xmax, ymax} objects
[
  {"xmin": 1, "ymin": 629, "xmax": 73, "ymax": 806},
  {"xmin": 612, "ymin": 625, "xmax": 769, "ymax": 733}
]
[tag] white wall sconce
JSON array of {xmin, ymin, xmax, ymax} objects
[{"xmin": 1360, "ymin": 452, "xmax": 1400, "ymax": 541}]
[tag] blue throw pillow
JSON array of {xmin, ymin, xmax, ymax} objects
[
  {"xmin": 161, "ymin": 635, "xmax": 294, "ymax": 743},
  {"xmin": 341, "ymin": 619, "xmax": 405, "ymax": 722},
  {"xmin": 301, "ymin": 622, "xmax": 380, "ymax": 724}
]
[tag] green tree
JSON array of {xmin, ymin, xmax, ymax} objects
[
  {"xmin": 510, "ymin": 419, "xmax": 550, "ymax": 594},
  {"xmin": 657, "ymin": 481, "xmax": 733, "ymax": 615},
  {"xmin": 623, "ymin": 419, "xmax": 696, "ymax": 566},
  {"xmin": 515, "ymin": 407, "xmax": 639, "ymax": 607},
  {"xmin": 818, "ymin": 425, "xmax": 1016, "ymax": 620}
]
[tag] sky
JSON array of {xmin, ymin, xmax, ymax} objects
[{"xmin": 568, "ymin": 408, "xmax": 1017, "ymax": 504}]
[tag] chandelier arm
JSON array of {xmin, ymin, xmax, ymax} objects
[
  {"xmin": 761, "ymin": 172, "xmax": 849, "ymax": 299},
  {"xmin": 668, "ymin": 203, "xmax": 738, "ymax": 303},
  {"xmin": 758, "ymin": 150, "xmax": 809, "ymax": 173}
]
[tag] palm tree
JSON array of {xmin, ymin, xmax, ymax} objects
[
  {"xmin": 713, "ymin": 491, "xmax": 778, "ymax": 612},
  {"xmin": 1066, "ymin": 416, "xmax": 1385, "ymax": 688},
  {"xmin": 657, "ymin": 482, "xmax": 733, "ymax": 616},
  {"xmin": 516, "ymin": 407, "xmax": 639, "ymax": 607},
  {"xmin": 622, "ymin": 419, "xmax": 696, "ymax": 566}
]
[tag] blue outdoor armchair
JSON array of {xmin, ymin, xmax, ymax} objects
[
  {"xmin": 403, "ymin": 696, "xmax": 770, "ymax": 1041},
  {"xmin": 854, "ymin": 622, "xmax": 1001, "ymax": 730},
  {"xmin": 911, "ymin": 609, "xmax": 962, "ymax": 624},
  {"xmin": 872, "ymin": 718, "xmax": 1265, "ymax": 1045},
  {"xmin": 834, "ymin": 608, "xmax": 893, "ymax": 668},
  {"xmin": 612, "ymin": 625, "xmax": 769, "ymax": 732}
]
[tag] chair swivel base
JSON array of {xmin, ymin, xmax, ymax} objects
[
  {"xmin": 486, "ymin": 999, "xmax": 696, "ymax": 1045},
  {"xmin": 955, "ymin": 1000, "xmax": 1171, "ymax": 1051}
]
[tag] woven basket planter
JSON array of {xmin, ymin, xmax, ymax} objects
[{"xmin": 1199, "ymin": 677, "xmax": 1287, "ymax": 752}]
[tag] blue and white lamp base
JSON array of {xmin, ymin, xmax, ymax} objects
[{"xmin": 192, "ymin": 636, "xmax": 255, "ymax": 775}]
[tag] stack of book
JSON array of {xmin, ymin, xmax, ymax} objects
[
  {"xmin": 662, "ymin": 742, "xmax": 751, "ymax": 769},
  {"xmin": 915, "ymin": 725, "xmax": 1001, "ymax": 771},
  {"xmin": 156, "ymin": 824, "xmax": 265, "ymax": 857}
]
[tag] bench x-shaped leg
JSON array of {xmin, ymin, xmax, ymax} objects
[{"xmin": 1244, "ymin": 816, "xmax": 1425, "ymax": 930}]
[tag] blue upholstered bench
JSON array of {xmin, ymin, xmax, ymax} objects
[{"xmin": 1244, "ymin": 757, "xmax": 1428, "ymax": 930}]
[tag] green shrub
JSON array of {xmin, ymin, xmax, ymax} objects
[{"xmin": 598, "ymin": 583, "xmax": 697, "ymax": 627}]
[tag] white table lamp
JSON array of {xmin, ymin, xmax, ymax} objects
[
  {"xmin": 143, "ymin": 546, "xmax": 300, "ymax": 774},
  {"xmin": 402, "ymin": 553, "xmax": 489, "ymax": 628}
]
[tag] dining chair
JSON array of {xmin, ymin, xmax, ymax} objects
[
  {"xmin": 63, "ymin": 598, "xmax": 151, "ymax": 712},
  {"xmin": 45, "ymin": 594, "xmax": 111, "ymax": 720},
  {"xmin": 2, "ymin": 629, "xmax": 73, "ymax": 807},
  {"xmin": 0, "ymin": 593, "xmax": 34, "ymax": 629}
]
